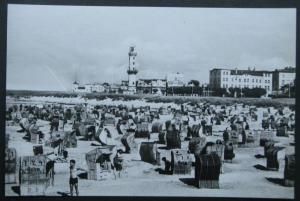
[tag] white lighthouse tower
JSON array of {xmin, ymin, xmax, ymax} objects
[
  {"xmin": 72, "ymin": 81, "xmax": 79, "ymax": 92},
  {"xmin": 127, "ymin": 46, "xmax": 138, "ymax": 94}
]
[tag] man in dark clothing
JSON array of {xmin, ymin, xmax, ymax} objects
[
  {"xmin": 223, "ymin": 128, "xmax": 229, "ymax": 143},
  {"xmin": 201, "ymin": 118, "xmax": 206, "ymax": 135},
  {"xmin": 50, "ymin": 113, "xmax": 59, "ymax": 134},
  {"xmin": 245, "ymin": 122, "xmax": 250, "ymax": 130},
  {"xmin": 113, "ymin": 151, "xmax": 123, "ymax": 178},
  {"xmin": 87, "ymin": 126, "xmax": 95, "ymax": 141},
  {"xmin": 116, "ymin": 119, "xmax": 123, "ymax": 135},
  {"xmin": 161, "ymin": 157, "xmax": 173, "ymax": 175}
]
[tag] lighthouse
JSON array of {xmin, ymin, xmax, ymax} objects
[{"xmin": 127, "ymin": 46, "xmax": 138, "ymax": 93}]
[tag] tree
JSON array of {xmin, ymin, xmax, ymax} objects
[
  {"xmin": 228, "ymin": 87, "xmax": 242, "ymax": 98},
  {"xmin": 280, "ymin": 81, "xmax": 295, "ymax": 98},
  {"xmin": 188, "ymin": 80, "xmax": 200, "ymax": 87},
  {"xmin": 242, "ymin": 87, "xmax": 266, "ymax": 98},
  {"xmin": 212, "ymin": 88, "xmax": 227, "ymax": 97},
  {"xmin": 166, "ymin": 86, "xmax": 203, "ymax": 96}
]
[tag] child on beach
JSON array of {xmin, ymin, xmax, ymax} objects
[{"xmin": 69, "ymin": 159, "xmax": 79, "ymax": 196}]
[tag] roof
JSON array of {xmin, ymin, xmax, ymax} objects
[
  {"xmin": 230, "ymin": 70, "xmax": 272, "ymax": 76},
  {"xmin": 211, "ymin": 67, "xmax": 296, "ymax": 74},
  {"xmin": 274, "ymin": 67, "xmax": 296, "ymax": 73},
  {"xmin": 210, "ymin": 68, "xmax": 232, "ymax": 71},
  {"xmin": 85, "ymin": 83, "xmax": 104, "ymax": 86},
  {"xmin": 139, "ymin": 79, "xmax": 166, "ymax": 82},
  {"xmin": 138, "ymin": 79, "xmax": 152, "ymax": 84},
  {"xmin": 210, "ymin": 68, "xmax": 272, "ymax": 76}
]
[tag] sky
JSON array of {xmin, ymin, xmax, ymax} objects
[{"xmin": 6, "ymin": 5, "xmax": 296, "ymax": 91}]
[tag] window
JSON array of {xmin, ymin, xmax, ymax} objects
[
  {"xmin": 247, "ymin": 78, "xmax": 249, "ymax": 82},
  {"xmin": 239, "ymin": 79, "xmax": 241, "ymax": 82},
  {"xmin": 244, "ymin": 79, "xmax": 246, "ymax": 82},
  {"xmin": 252, "ymin": 79, "xmax": 254, "ymax": 82},
  {"xmin": 268, "ymin": 80, "xmax": 270, "ymax": 83},
  {"xmin": 133, "ymin": 62, "xmax": 135, "ymax": 65},
  {"xmin": 268, "ymin": 86, "xmax": 270, "ymax": 90},
  {"xmin": 265, "ymin": 80, "xmax": 267, "ymax": 83},
  {"xmin": 259, "ymin": 80, "xmax": 261, "ymax": 83},
  {"xmin": 256, "ymin": 79, "xmax": 258, "ymax": 83}
]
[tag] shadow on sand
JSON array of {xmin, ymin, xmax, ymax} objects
[
  {"xmin": 254, "ymin": 154, "xmax": 265, "ymax": 159},
  {"xmin": 265, "ymin": 177, "xmax": 286, "ymax": 187},
  {"xmin": 179, "ymin": 178, "xmax": 198, "ymax": 188},
  {"xmin": 11, "ymin": 186, "xmax": 20, "ymax": 195},
  {"xmin": 253, "ymin": 164, "xmax": 278, "ymax": 171},
  {"xmin": 57, "ymin": 191, "xmax": 70, "ymax": 196},
  {"xmin": 157, "ymin": 146, "xmax": 169, "ymax": 150}
]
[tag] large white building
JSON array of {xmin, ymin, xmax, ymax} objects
[
  {"xmin": 272, "ymin": 67, "xmax": 295, "ymax": 94},
  {"xmin": 72, "ymin": 81, "xmax": 106, "ymax": 93},
  {"xmin": 209, "ymin": 68, "xmax": 273, "ymax": 95},
  {"xmin": 166, "ymin": 72, "xmax": 185, "ymax": 87}
]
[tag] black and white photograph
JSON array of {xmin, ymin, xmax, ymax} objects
[{"xmin": 4, "ymin": 2, "xmax": 296, "ymax": 198}]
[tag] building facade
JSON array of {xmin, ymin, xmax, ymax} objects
[
  {"xmin": 120, "ymin": 80, "xmax": 128, "ymax": 91},
  {"xmin": 72, "ymin": 81, "xmax": 106, "ymax": 93},
  {"xmin": 166, "ymin": 72, "xmax": 185, "ymax": 87},
  {"xmin": 85, "ymin": 83, "xmax": 106, "ymax": 93},
  {"xmin": 272, "ymin": 67, "xmax": 295, "ymax": 94},
  {"xmin": 136, "ymin": 79, "xmax": 167, "ymax": 95},
  {"xmin": 209, "ymin": 68, "xmax": 273, "ymax": 95}
]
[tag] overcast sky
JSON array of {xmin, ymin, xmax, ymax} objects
[{"xmin": 7, "ymin": 5, "xmax": 296, "ymax": 91}]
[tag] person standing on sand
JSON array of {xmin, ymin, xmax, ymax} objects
[
  {"xmin": 161, "ymin": 157, "xmax": 173, "ymax": 175},
  {"xmin": 69, "ymin": 159, "xmax": 79, "ymax": 196},
  {"xmin": 223, "ymin": 127, "xmax": 230, "ymax": 143},
  {"xmin": 113, "ymin": 151, "xmax": 123, "ymax": 178}
]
